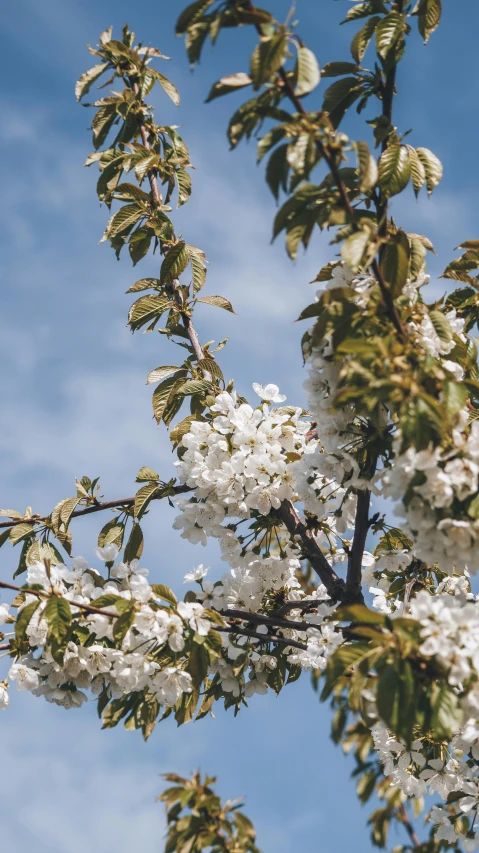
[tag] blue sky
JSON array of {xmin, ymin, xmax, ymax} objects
[{"xmin": 1, "ymin": 1, "xmax": 478, "ymax": 851}]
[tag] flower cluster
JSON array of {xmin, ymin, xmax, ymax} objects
[
  {"xmin": 174, "ymin": 385, "xmax": 309, "ymax": 528},
  {"xmin": 173, "ymin": 385, "xmax": 318, "ymax": 614},
  {"xmin": 409, "ymin": 307, "xmax": 466, "ymax": 362},
  {"xmin": 384, "ymin": 418, "xmax": 479, "ymax": 573},
  {"xmin": 373, "ymin": 722, "xmax": 479, "ymax": 850},
  {"xmin": 2, "ymin": 551, "xmax": 206, "ymax": 711},
  {"xmin": 1, "ymin": 544, "xmax": 344, "ymax": 716}
]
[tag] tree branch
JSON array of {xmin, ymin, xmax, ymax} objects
[
  {"xmin": 275, "ymin": 600, "xmax": 324, "ymax": 617},
  {"xmin": 0, "ymin": 485, "xmax": 193, "ymax": 531},
  {"xmin": 397, "ymin": 803, "xmax": 421, "ymax": 849},
  {"xmin": 217, "ymin": 623, "xmax": 307, "ymax": 652},
  {"xmin": 345, "ymin": 489, "xmax": 370, "ymax": 604},
  {"xmin": 0, "ymin": 580, "xmax": 120, "ymax": 619},
  {"xmin": 277, "ymin": 501, "xmax": 346, "ymax": 601},
  {"xmin": 221, "ymin": 608, "xmax": 323, "ymax": 633}
]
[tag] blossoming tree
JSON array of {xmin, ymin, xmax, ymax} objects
[{"xmin": 2, "ymin": 0, "xmax": 479, "ymax": 849}]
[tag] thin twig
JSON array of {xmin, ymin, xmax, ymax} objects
[
  {"xmin": 221, "ymin": 608, "xmax": 323, "ymax": 633},
  {"xmin": 0, "ymin": 580, "xmax": 120, "ymax": 619},
  {"xmin": 0, "ymin": 485, "xmax": 192, "ymax": 531},
  {"xmin": 275, "ymin": 600, "xmax": 324, "ymax": 618},
  {"xmin": 397, "ymin": 803, "xmax": 421, "ymax": 849},
  {"xmin": 217, "ymin": 624, "xmax": 307, "ymax": 652}
]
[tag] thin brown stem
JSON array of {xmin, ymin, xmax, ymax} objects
[
  {"xmin": 0, "ymin": 485, "xmax": 192, "ymax": 531},
  {"xmin": 397, "ymin": 803, "xmax": 421, "ymax": 849},
  {"xmin": 217, "ymin": 623, "xmax": 307, "ymax": 651},
  {"xmin": 221, "ymin": 608, "xmax": 323, "ymax": 633},
  {"xmin": 275, "ymin": 600, "xmax": 323, "ymax": 617},
  {"xmin": 0, "ymin": 580, "xmax": 120, "ymax": 619}
]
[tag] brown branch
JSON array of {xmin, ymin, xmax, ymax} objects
[
  {"xmin": 277, "ymin": 501, "xmax": 346, "ymax": 601},
  {"xmin": 217, "ymin": 623, "xmax": 307, "ymax": 652},
  {"xmin": 221, "ymin": 608, "xmax": 323, "ymax": 633},
  {"xmin": 0, "ymin": 485, "xmax": 193, "ymax": 531},
  {"xmin": 397, "ymin": 803, "xmax": 421, "ymax": 849},
  {"xmin": 0, "ymin": 580, "xmax": 120, "ymax": 619},
  {"xmin": 275, "ymin": 600, "xmax": 324, "ymax": 617},
  {"xmin": 345, "ymin": 489, "xmax": 370, "ymax": 604}
]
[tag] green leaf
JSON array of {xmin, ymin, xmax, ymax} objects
[
  {"xmin": 343, "ymin": 1, "xmax": 387, "ymax": 23},
  {"xmin": 196, "ymin": 295, "xmax": 235, "ymax": 313},
  {"xmin": 430, "ymin": 683, "xmax": 463, "ymax": 739},
  {"xmin": 152, "ymin": 375, "xmax": 185, "ymax": 425},
  {"xmin": 380, "ymin": 230, "xmax": 410, "ymax": 297},
  {"xmin": 15, "ymin": 599, "xmax": 41, "ymax": 644},
  {"xmin": 128, "ymin": 228, "xmax": 152, "ymax": 265},
  {"xmin": 102, "ymin": 203, "xmax": 147, "ymax": 242},
  {"xmin": 160, "ymin": 241, "xmax": 189, "ymax": 283},
  {"xmin": 442, "ymin": 381, "xmax": 468, "ymax": 415},
  {"xmin": 296, "ymin": 302, "xmax": 322, "ymax": 322},
  {"xmin": 407, "ymin": 147, "xmax": 426, "ymax": 196},
  {"xmin": 176, "ymin": 379, "xmax": 214, "ymax": 397},
  {"xmin": 322, "ymin": 77, "xmax": 364, "ymax": 128},
  {"xmin": 114, "ymin": 183, "xmax": 151, "ymax": 203},
  {"xmin": 408, "ymin": 235, "xmax": 427, "ymax": 281},
  {"xmin": 134, "ymin": 482, "xmax": 160, "ymax": 519},
  {"xmin": 44, "ymin": 597, "xmax": 72, "ymax": 646},
  {"xmin": 321, "ymin": 62, "xmax": 361, "ymax": 77},
  {"xmin": 187, "ymin": 246, "xmax": 208, "ymax": 293},
  {"xmin": 205, "ymin": 72, "xmax": 252, "ymax": 102},
  {"xmin": 468, "ymin": 493, "xmax": 479, "ymax": 519},
  {"xmin": 429, "ymin": 309, "xmax": 453, "ymax": 344},
  {"xmin": 75, "ymin": 63, "xmax": 109, "ymax": 101},
  {"xmin": 377, "ymin": 660, "xmax": 415, "ymax": 744},
  {"xmin": 9, "ymin": 523, "xmax": 35, "ymax": 546},
  {"xmin": 187, "ymin": 642, "xmax": 210, "ymax": 683},
  {"xmin": 341, "ymin": 229, "xmax": 371, "ymax": 271},
  {"xmin": 176, "ymin": 168, "xmax": 192, "ymax": 206},
  {"xmin": 378, "ymin": 144, "xmax": 411, "ymax": 197},
  {"xmin": 350, "ymin": 16, "xmax": 380, "ymax": 63},
  {"xmin": 146, "ymin": 366, "xmax": 183, "ymax": 385},
  {"xmin": 250, "ymin": 34, "xmax": 287, "ymax": 89},
  {"xmin": 413, "ymin": 0, "xmax": 442, "ymax": 43},
  {"xmin": 355, "ymin": 140, "xmax": 378, "ymax": 192},
  {"xmin": 97, "ymin": 519, "xmax": 125, "ymax": 549},
  {"xmin": 295, "ymin": 46, "xmax": 321, "ymax": 97},
  {"xmin": 170, "ymin": 415, "xmax": 197, "ymax": 447},
  {"xmin": 416, "ymin": 147, "xmax": 443, "ymax": 194},
  {"xmin": 128, "ymin": 295, "xmax": 174, "ymax": 332},
  {"xmin": 136, "ymin": 466, "xmax": 159, "ymax": 482},
  {"xmin": 265, "ymin": 144, "xmax": 289, "ymax": 199},
  {"xmin": 113, "ymin": 606, "xmax": 135, "ymax": 644},
  {"xmin": 151, "ymin": 584, "xmax": 177, "ymax": 605},
  {"xmin": 375, "ymin": 12, "xmax": 405, "ymax": 60},
  {"xmin": 124, "ymin": 523, "xmax": 144, "ymax": 563},
  {"xmin": 126, "ymin": 278, "xmax": 161, "ymax": 294},
  {"xmin": 151, "ymin": 69, "xmax": 180, "ymax": 106},
  {"xmin": 175, "ymin": 0, "xmax": 215, "ymax": 35}
]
